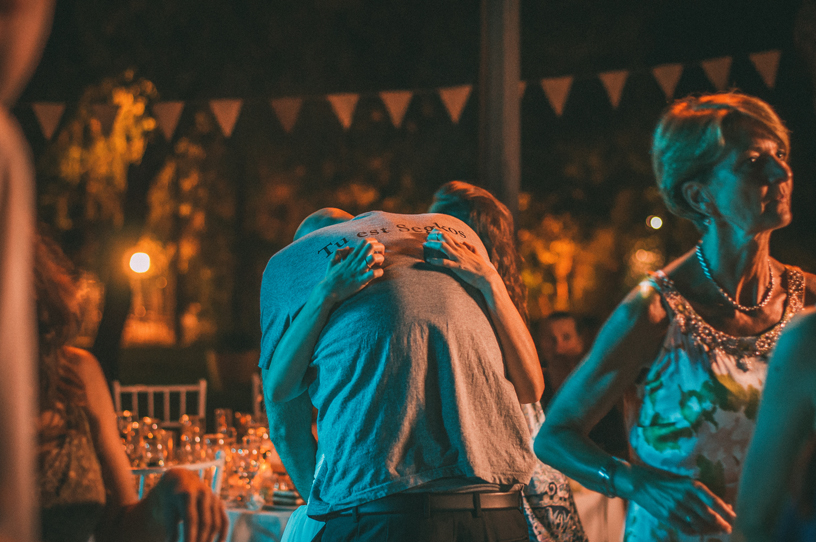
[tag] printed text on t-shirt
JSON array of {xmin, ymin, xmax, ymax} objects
[{"xmin": 316, "ymin": 222, "xmax": 468, "ymax": 258}]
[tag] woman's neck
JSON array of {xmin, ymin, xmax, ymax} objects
[{"xmin": 698, "ymin": 228, "xmax": 773, "ymax": 306}]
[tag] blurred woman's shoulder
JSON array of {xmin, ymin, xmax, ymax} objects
[
  {"xmin": 61, "ymin": 347, "xmax": 113, "ymax": 423},
  {"xmin": 62, "ymin": 346, "xmax": 104, "ymax": 383}
]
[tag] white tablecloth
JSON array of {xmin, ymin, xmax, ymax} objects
[{"xmin": 227, "ymin": 506, "xmax": 295, "ymax": 542}]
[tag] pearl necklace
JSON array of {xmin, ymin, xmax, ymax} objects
[{"xmin": 695, "ymin": 243, "xmax": 775, "ymax": 312}]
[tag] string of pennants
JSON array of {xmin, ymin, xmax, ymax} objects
[{"xmin": 28, "ymin": 50, "xmax": 781, "ymax": 141}]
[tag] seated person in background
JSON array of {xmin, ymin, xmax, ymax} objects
[
  {"xmin": 35, "ymin": 232, "xmax": 227, "ymax": 542},
  {"xmin": 736, "ymin": 308, "xmax": 816, "ymax": 541},
  {"xmin": 260, "ymin": 210, "xmax": 542, "ymax": 541}
]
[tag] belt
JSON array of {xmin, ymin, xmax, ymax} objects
[{"xmin": 333, "ymin": 491, "xmax": 522, "ymax": 518}]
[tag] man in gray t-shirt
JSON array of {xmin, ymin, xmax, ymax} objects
[{"xmin": 260, "ymin": 211, "xmax": 536, "ymax": 539}]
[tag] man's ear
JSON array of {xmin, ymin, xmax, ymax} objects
[{"xmin": 681, "ymin": 181, "xmax": 715, "ymax": 219}]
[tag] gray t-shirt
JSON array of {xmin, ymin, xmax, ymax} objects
[{"xmin": 259, "ymin": 211, "xmax": 536, "ymax": 516}]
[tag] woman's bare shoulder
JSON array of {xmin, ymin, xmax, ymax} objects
[
  {"xmin": 62, "ymin": 346, "xmax": 105, "ymax": 382},
  {"xmin": 61, "ymin": 347, "xmax": 113, "ymax": 417},
  {"xmin": 591, "ymin": 278, "xmax": 669, "ymax": 357}
]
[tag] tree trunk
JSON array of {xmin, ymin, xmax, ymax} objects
[{"xmin": 92, "ymin": 136, "xmax": 166, "ymax": 383}]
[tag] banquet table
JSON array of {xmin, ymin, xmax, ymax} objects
[{"xmin": 226, "ymin": 506, "xmax": 296, "ymax": 542}]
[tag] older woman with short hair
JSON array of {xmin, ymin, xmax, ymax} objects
[{"xmin": 534, "ymin": 92, "xmax": 816, "ymax": 541}]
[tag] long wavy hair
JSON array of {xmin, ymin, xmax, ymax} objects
[
  {"xmin": 34, "ymin": 232, "xmax": 82, "ymax": 411},
  {"xmin": 429, "ymin": 181, "xmax": 528, "ymax": 322}
]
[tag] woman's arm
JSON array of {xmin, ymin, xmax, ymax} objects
[
  {"xmin": 265, "ymin": 238, "xmax": 384, "ymax": 403},
  {"xmin": 736, "ymin": 310, "xmax": 816, "ymax": 541},
  {"xmin": 423, "ymin": 229, "xmax": 543, "ymax": 403},
  {"xmin": 261, "ymin": 385, "xmax": 317, "ymax": 498},
  {"xmin": 534, "ymin": 283, "xmax": 736, "ymax": 536},
  {"xmin": 67, "ymin": 347, "xmax": 227, "ymax": 542}
]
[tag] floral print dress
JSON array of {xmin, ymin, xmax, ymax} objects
[
  {"xmin": 522, "ymin": 402, "xmax": 589, "ymax": 542},
  {"xmin": 624, "ymin": 268, "xmax": 805, "ymax": 542}
]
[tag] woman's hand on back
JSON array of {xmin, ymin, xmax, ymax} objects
[
  {"xmin": 423, "ymin": 228, "xmax": 498, "ymax": 290},
  {"xmin": 319, "ymin": 237, "xmax": 385, "ymax": 304}
]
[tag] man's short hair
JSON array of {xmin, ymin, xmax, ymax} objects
[{"xmin": 294, "ymin": 208, "xmax": 354, "ymax": 241}]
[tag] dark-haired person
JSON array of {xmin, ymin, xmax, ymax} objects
[
  {"xmin": 34, "ymin": 233, "xmax": 227, "ymax": 542},
  {"xmin": 534, "ymin": 92, "xmax": 816, "ymax": 541}
]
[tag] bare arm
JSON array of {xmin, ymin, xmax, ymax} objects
[
  {"xmin": 261, "ymin": 380, "xmax": 318, "ymax": 499},
  {"xmin": 265, "ymin": 238, "xmax": 384, "ymax": 403},
  {"xmin": 424, "ymin": 229, "xmax": 543, "ymax": 403},
  {"xmin": 68, "ymin": 348, "xmax": 227, "ymax": 542},
  {"xmin": 736, "ymin": 310, "xmax": 816, "ymax": 541},
  {"xmin": 534, "ymin": 283, "xmax": 736, "ymax": 536}
]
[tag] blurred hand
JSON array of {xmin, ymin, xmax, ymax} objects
[
  {"xmin": 423, "ymin": 228, "xmax": 498, "ymax": 290},
  {"xmin": 320, "ymin": 238, "xmax": 384, "ymax": 303},
  {"xmin": 152, "ymin": 468, "xmax": 228, "ymax": 542},
  {"xmin": 631, "ymin": 465, "xmax": 736, "ymax": 535}
]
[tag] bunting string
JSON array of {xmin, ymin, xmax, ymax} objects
[{"xmin": 23, "ymin": 50, "xmax": 782, "ymax": 140}]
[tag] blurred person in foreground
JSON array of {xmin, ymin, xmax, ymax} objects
[
  {"xmin": 35, "ymin": 232, "xmax": 227, "ymax": 542},
  {"xmin": 0, "ymin": 1, "xmax": 56, "ymax": 540},
  {"xmin": 260, "ymin": 201, "xmax": 543, "ymax": 540},
  {"xmin": 536, "ymin": 312, "xmax": 627, "ymax": 542},
  {"xmin": 427, "ymin": 181, "xmax": 588, "ymax": 542},
  {"xmin": 534, "ymin": 91, "xmax": 816, "ymax": 541},
  {"xmin": 736, "ymin": 308, "xmax": 816, "ymax": 541}
]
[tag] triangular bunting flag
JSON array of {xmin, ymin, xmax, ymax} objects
[
  {"xmin": 270, "ymin": 97, "xmax": 303, "ymax": 133},
  {"xmin": 541, "ymin": 76, "xmax": 573, "ymax": 117},
  {"xmin": 209, "ymin": 99, "xmax": 243, "ymax": 137},
  {"xmin": 438, "ymin": 85, "xmax": 472, "ymax": 124},
  {"xmin": 599, "ymin": 70, "xmax": 629, "ymax": 108},
  {"xmin": 152, "ymin": 101, "xmax": 184, "ymax": 141},
  {"xmin": 518, "ymin": 80, "xmax": 527, "ymax": 98},
  {"xmin": 749, "ymin": 50, "xmax": 782, "ymax": 89},
  {"xmin": 379, "ymin": 90, "xmax": 413, "ymax": 128},
  {"xmin": 701, "ymin": 56, "xmax": 732, "ymax": 91},
  {"xmin": 327, "ymin": 93, "xmax": 359, "ymax": 130},
  {"xmin": 651, "ymin": 64, "xmax": 684, "ymax": 100},
  {"xmin": 32, "ymin": 102, "xmax": 65, "ymax": 140},
  {"xmin": 90, "ymin": 104, "xmax": 120, "ymax": 136}
]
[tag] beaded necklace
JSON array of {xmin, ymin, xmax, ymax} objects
[{"xmin": 695, "ymin": 242, "xmax": 775, "ymax": 312}]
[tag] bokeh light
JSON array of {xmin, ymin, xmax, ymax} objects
[
  {"xmin": 129, "ymin": 252, "xmax": 151, "ymax": 273},
  {"xmin": 647, "ymin": 215, "xmax": 663, "ymax": 230}
]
